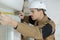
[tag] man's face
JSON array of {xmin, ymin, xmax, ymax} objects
[{"xmin": 30, "ymin": 8, "xmax": 42, "ymax": 20}]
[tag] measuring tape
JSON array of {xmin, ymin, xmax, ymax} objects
[
  {"xmin": 0, "ymin": 12, "xmax": 15, "ymax": 15},
  {"xmin": 0, "ymin": 12, "xmax": 20, "ymax": 22}
]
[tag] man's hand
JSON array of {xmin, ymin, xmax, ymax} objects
[
  {"xmin": 0, "ymin": 12, "xmax": 18, "ymax": 27},
  {"xmin": 19, "ymin": 11, "xmax": 25, "ymax": 19}
]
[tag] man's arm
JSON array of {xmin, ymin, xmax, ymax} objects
[
  {"xmin": 0, "ymin": 13, "xmax": 43, "ymax": 40},
  {"xmin": 15, "ymin": 22, "xmax": 43, "ymax": 40}
]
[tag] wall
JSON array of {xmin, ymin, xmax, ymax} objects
[{"xmin": 0, "ymin": 25, "xmax": 21, "ymax": 40}]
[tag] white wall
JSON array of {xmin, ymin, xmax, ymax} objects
[
  {"xmin": 0, "ymin": 25, "xmax": 21, "ymax": 40},
  {"xmin": 0, "ymin": 0, "xmax": 24, "ymax": 11}
]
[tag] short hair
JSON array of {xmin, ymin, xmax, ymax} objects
[{"xmin": 36, "ymin": 9, "xmax": 46, "ymax": 16}]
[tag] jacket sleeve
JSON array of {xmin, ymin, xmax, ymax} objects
[
  {"xmin": 49, "ymin": 20, "xmax": 55, "ymax": 34},
  {"xmin": 16, "ymin": 22, "xmax": 43, "ymax": 39},
  {"xmin": 21, "ymin": 16, "xmax": 36, "ymax": 25},
  {"xmin": 21, "ymin": 16, "xmax": 29, "ymax": 23}
]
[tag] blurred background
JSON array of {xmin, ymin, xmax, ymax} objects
[{"xmin": 0, "ymin": 0, "xmax": 60, "ymax": 40}]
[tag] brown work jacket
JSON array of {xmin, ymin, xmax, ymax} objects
[{"xmin": 16, "ymin": 16, "xmax": 55, "ymax": 40}]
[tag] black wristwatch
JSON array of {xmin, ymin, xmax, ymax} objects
[{"xmin": 21, "ymin": 19, "xmax": 24, "ymax": 23}]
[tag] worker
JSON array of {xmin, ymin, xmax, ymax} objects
[{"xmin": 0, "ymin": 1, "xmax": 55, "ymax": 40}]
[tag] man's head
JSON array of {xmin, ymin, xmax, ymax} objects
[{"xmin": 28, "ymin": 1, "xmax": 46, "ymax": 21}]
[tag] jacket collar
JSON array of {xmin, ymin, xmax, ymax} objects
[{"xmin": 38, "ymin": 16, "xmax": 49, "ymax": 25}]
